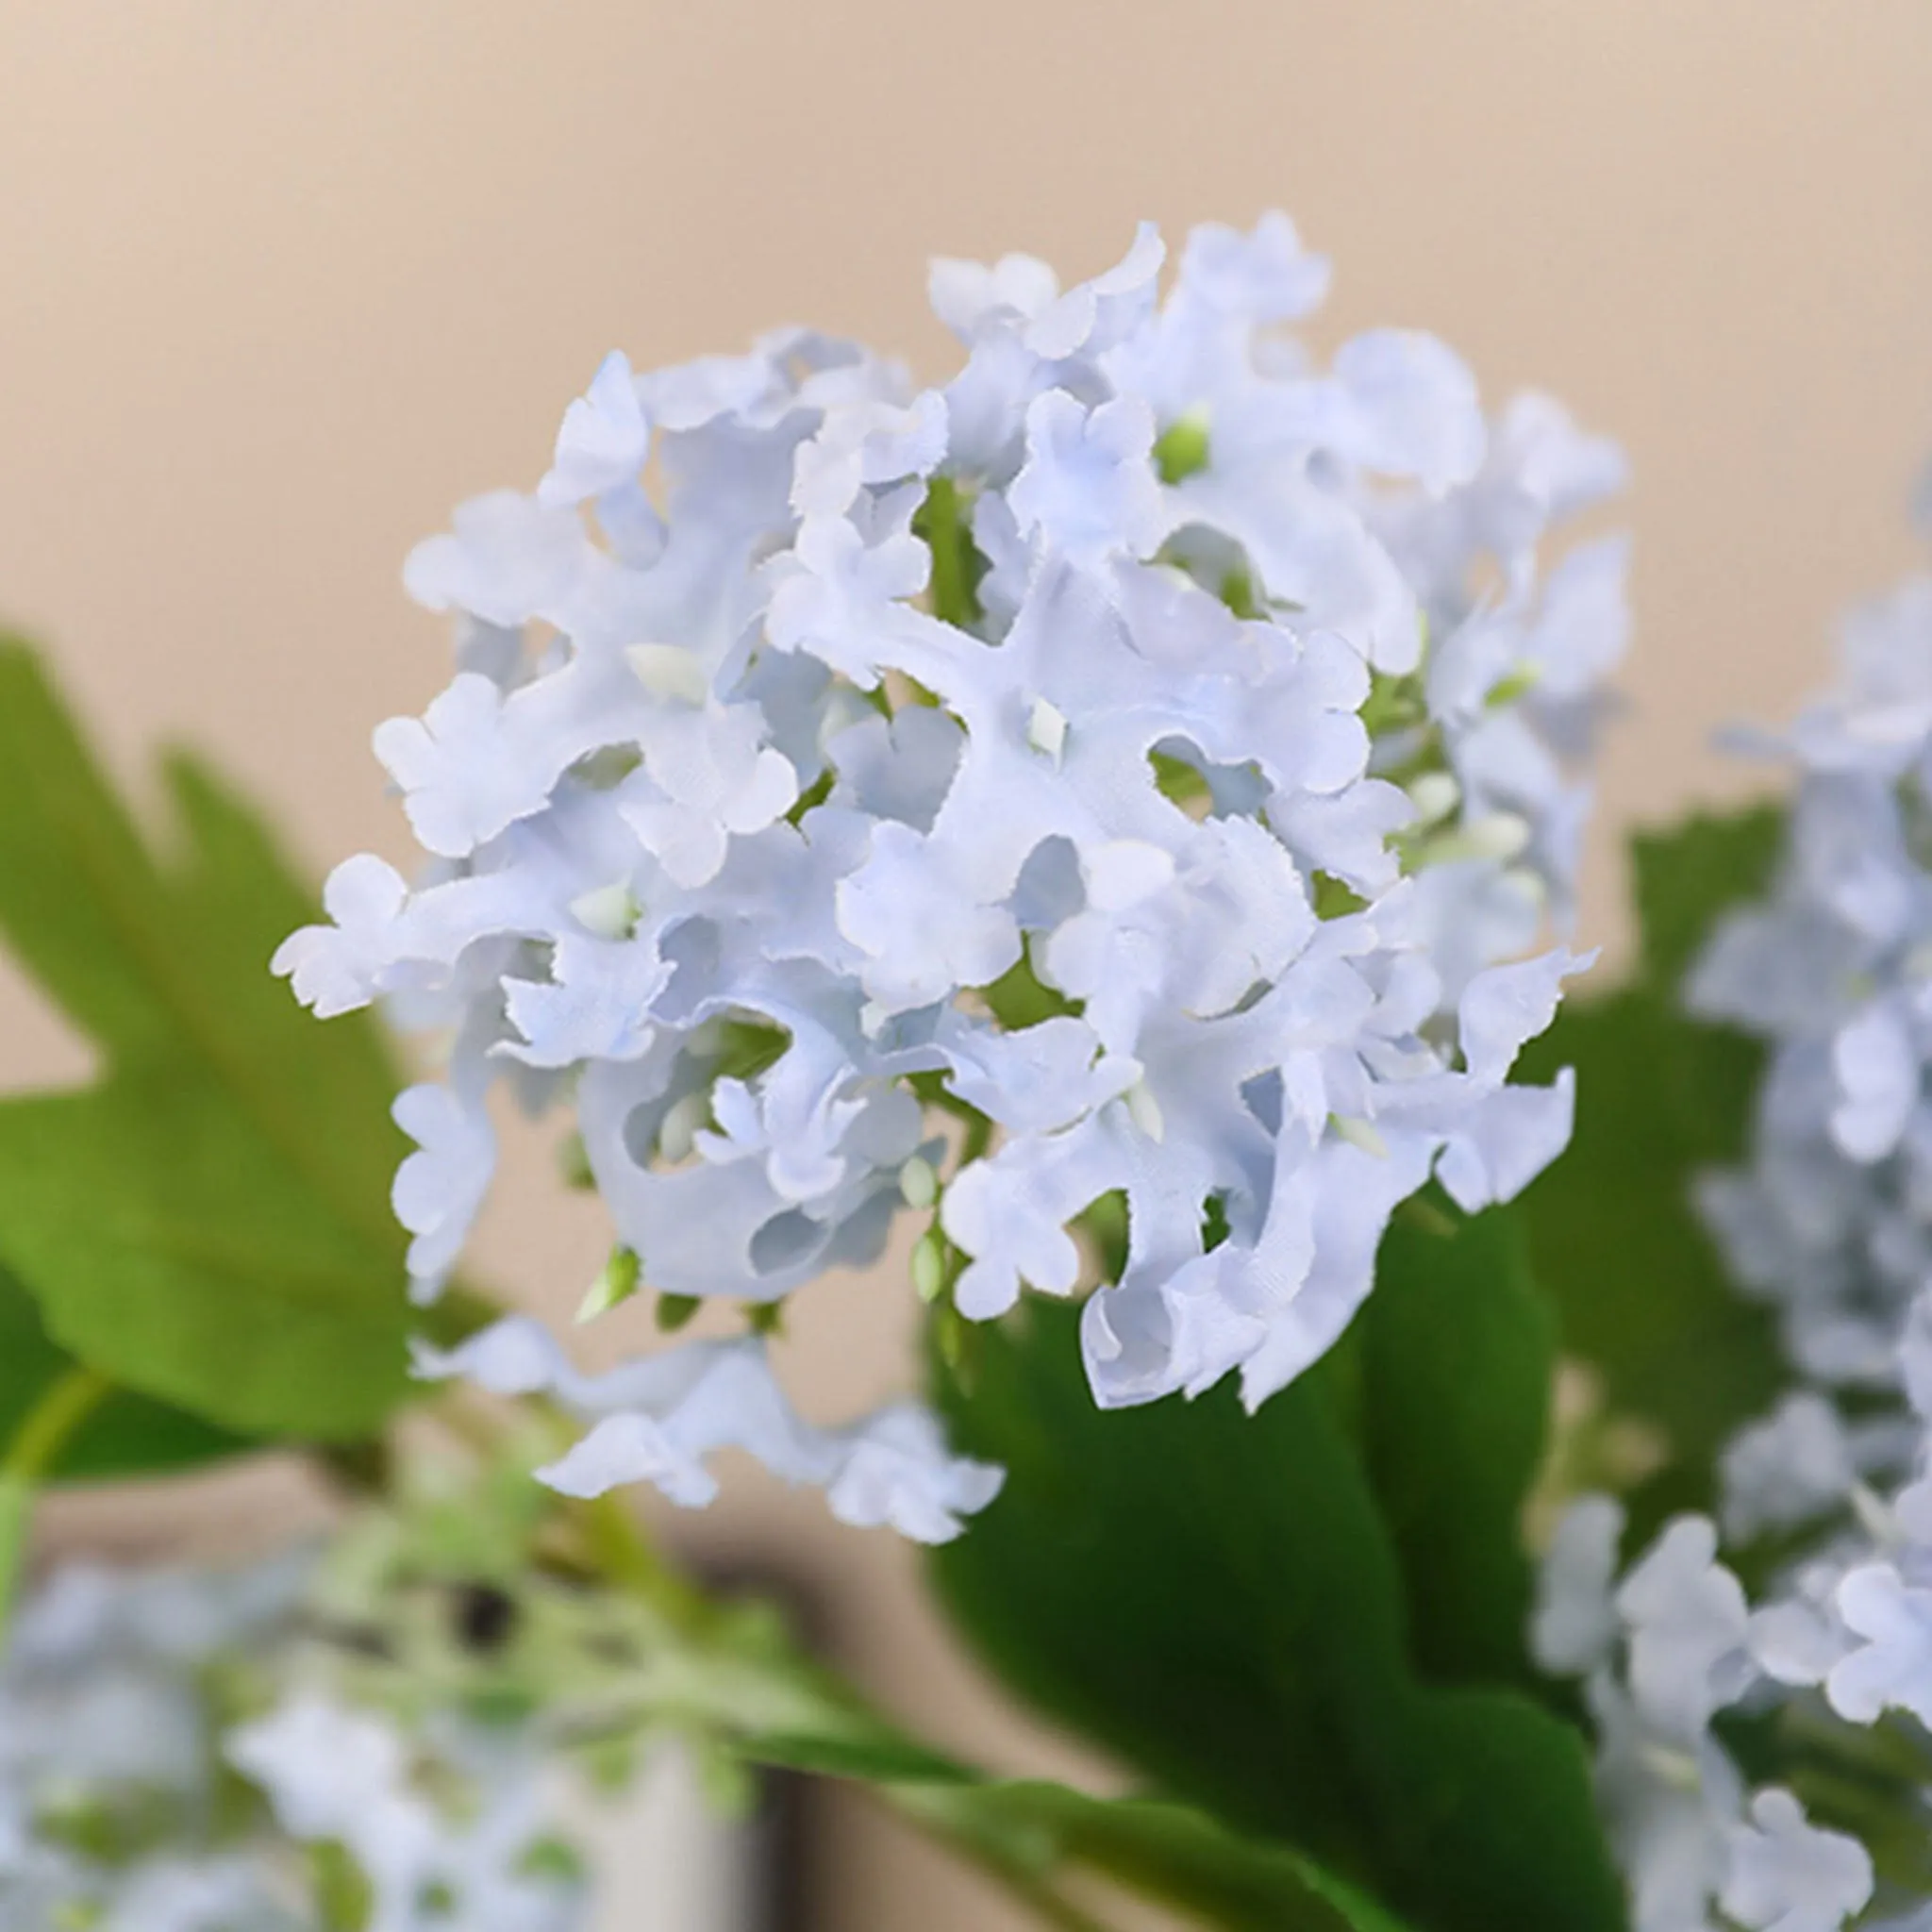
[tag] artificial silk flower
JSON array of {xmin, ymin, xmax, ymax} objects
[
  {"xmin": 1539, "ymin": 479, "xmax": 1932, "ymax": 1930},
  {"xmin": 411, "ymin": 1317, "xmax": 1002, "ymax": 1542},
  {"xmin": 1535, "ymin": 1506, "xmax": 1872, "ymax": 1932},
  {"xmin": 1, "ymin": 1552, "xmax": 591, "ymax": 1932},
  {"xmin": 230, "ymin": 1696, "xmax": 582, "ymax": 1932},
  {"xmin": 279, "ymin": 214, "xmax": 1624, "ymax": 1531},
  {"xmin": 0, "ymin": 1557, "xmax": 309, "ymax": 1931}
]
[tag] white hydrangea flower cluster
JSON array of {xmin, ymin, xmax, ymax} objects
[
  {"xmin": 1535, "ymin": 1504, "xmax": 1875, "ymax": 1932},
  {"xmin": 228, "ymin": 1696, "xmax": 582, "ymax": 1932},
  {"xmin": 0, "ymin": 1553, "xmax": 591, "ymax": 1932},
  {"xmin": 1537, "ymin": 512, "xmax": 1932, "ymax": 1929},
  {"xmin": 0, "ymin": 1557, "xmax": 311, "ymax": 1931},
  {"xmin": 1690, "ymin": 563, "xmax": 1932, "ymax": 1397},
  {"xmin": 1690, "ymin": 530, "xmax": 1932, "ymax": 1754},
  {"xmin": 278, "ymin": 214, "xmax": 1626, "ymax": 1537}
]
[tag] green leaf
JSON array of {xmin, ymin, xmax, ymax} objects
[
  {"xmin": 0, "ymin": 1257, "xmax": 245, "ymax": 1478},
  {"xmin": 0, "ymin": 641, "xmax": 412, "ymax": 1440},
  {"xmin": 742, "ymin": 1729, "xmax": 974, "ymax": 1786},
  {"xmin": 1630, "ymin": 804, "xmax": 1784, "ymax": 992},
  {"xmin": 743, "ymin": 1739, "xmax": 1413, "ymax": 1931},
  {"xmin": 933, "ymin": 1782, "xmax": 1415, "ymax": 1932},
  {"xmin": 929, "ymin": 1216, "xmax": 1624, "ymax": 1932},
  {"xmin": 1516, "ymin": 806, "xmax": 1789, "ymax": 1540},
  {"xmin": 1356, "ymin": 1205, "xmax": 1552, "ymax": 1689}
]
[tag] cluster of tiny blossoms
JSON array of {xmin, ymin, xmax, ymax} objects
[
  {"xmin": 279, "ymin": 215, "xmax": 1627, "ymax": 1539},
  {"xmin": 0, "ymin": 1558, "xmax": 309, "ymax": 1931},
  {"xmin": 229, "ymin": 1695, "xmax": 584, "ymax": 1932},
  {"xmin": 1535, "ymin": 521, "xmax": 1932, "ymax": 1931},
  {"xmin": 0, "ymin": 1556, "xmax": 586, "ymax": 1932}
]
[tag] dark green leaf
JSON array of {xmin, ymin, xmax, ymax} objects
[
  {"xmin": 929, "ymin": 1231, "xmax": 1624, "ymax": 1932},
  {"xmin": 1631, "ymin": 805, "xmax": 1784, "ymax": 992},
  {"xmin": 1356, "ymin": 1205, "xmax": 1552, "ymax": 1689},
  {"xmin": 0, "ymin": 641, "xmax": 411, "ymax": 1440},
  {"xmin": 1517, "ymin": 807, "xmax": 1789, "ymax": 1539}
]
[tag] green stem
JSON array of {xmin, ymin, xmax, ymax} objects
[
  {"xmin": 406, "ymin": 1309, "xmax": 714, "ymax": 1640},
  {"xmin": 0, "ymin": 1483, "xmax": 27, "ymax": 1646},
  {"xmin": 573, "ymin": 1487, "xmax": 1126, "ymax": 1930},
  {"xmin": 4, "ymin": 1364, "xmax": 111, "ymax": 1481},
  {"xmin": 574, "ymin": 1487, "xmax": 712, "ymax": 1638},
  {"xmin": 0, "ymin": 1363, "xmax": 111, "ymax": 1636},
  {"xmin": 414, "ymin": 1291, "xmax": 1124, "ymax": 1928},
  {"xmin": 958, "ymin": 1108, "xmax": 993, "ymax": 1170},
  {"xmin": 895, "ymin": 1790, "xmax": 1120, "ymax": 1932}
]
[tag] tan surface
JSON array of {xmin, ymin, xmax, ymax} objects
[{"xmin": 4, "ymin": 4, "xmax": 1932, "ymax": 1923}]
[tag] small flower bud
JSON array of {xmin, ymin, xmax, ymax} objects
[
  {"xmin": 658, "ymin": 1091, "xmax": 710, "ymax": 1164},
  {"xmin": 625, "ymin": 641, "xmax": 711, "ymax": 706},
  {"xmin": 1407, "ymin": 771, "xmax": 1459, "ymax": 828},
  {"xmin": 1027, "ymin": 695, "xmax": 1068, "ymax": 763},
  {"xmin": 577, "ymin": 1245, "xmax": 642, "ymax": 1323},
  {"xmin": 568, "ymin": 881, "xmax": 641, "ymax": 940},
  {"xmin": 1125, "ymin": 1081, "xmax": 1166, "ymax": 1143},
  {"xmin": 1152, "ymin": 408, "xmax": 1211, "ymax": 485},
  {"xmin": 912, "ymin": 1230, "xmax": 948, "ymax": 1304},
  {"xmin": 1331, "ymin": 1114, "xmax": 1389, "ymax": 1159}
]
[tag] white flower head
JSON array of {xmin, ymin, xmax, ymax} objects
[
  {"xmin": 0, "ymin": 1557, "xmax": 317, "ymax": 1932},
  {"xmin": 1548, "ymin": 477, "xmax": 1932, "ymax": 1932},
  {"xmin": 282, "ymin": 215, "xmax": 1624, "ymax": 1531},
  {"xmin": 230, "ymin": 1693, "xmax": 584, "ymax": 1932}
]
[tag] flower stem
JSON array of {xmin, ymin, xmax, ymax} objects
[
  {"xmin": 574, "ymin": 1486, "xmax": 713, "ymax": 1637},
  {"xmin": 573, "ymin": 1485, "xmax": 1129, "ymax": 1929},
  {"xmin": 0, "ymin": 1363, "xmax": 111, "ymax": 1638},
  {"xmin": 893, "ymin": 1787, "xmax": 1122, "ymax": 1932},
  {"xmin": 414, "ymin": 1296, "xmax": 1129, "ymax": 1929}
]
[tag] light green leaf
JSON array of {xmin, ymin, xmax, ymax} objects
[
  {"xmin": 0, "ymin": 641, "xmax": 411, "ymax": 1440},
  {"xmin": 929, "ymin": 1211, "xmax": 1625, "ymax": 1932}
]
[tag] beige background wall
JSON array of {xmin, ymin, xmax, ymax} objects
[{"xmin": 5, "ymin": 4, "xmax": 1932, "ymax": 1923}]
